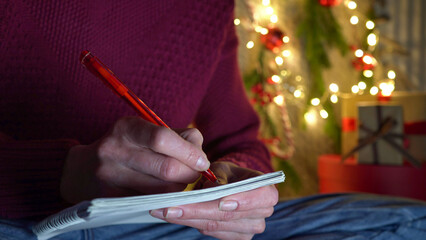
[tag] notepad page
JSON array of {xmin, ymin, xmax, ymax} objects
[{"xmin": 34, "ymin": 171, "xmax": 285, "ymax": 240}]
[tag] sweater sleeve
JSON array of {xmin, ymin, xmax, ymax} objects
[
  {"xmin": 194, "ymin": 16, "xmax": 273, "ymax": 174},
  {"xmin": 0, "ymin": 133, "xmax": 79, "ymax": 219}
]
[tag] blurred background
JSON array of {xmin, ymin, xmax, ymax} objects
[{"xmin": 234, "ymin": 0, "xmax": 426, "ymax": 200}]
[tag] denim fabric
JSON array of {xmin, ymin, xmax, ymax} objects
[{"xmin": 1, "ymin": 193, "xmax": 425, "ymax": 240}]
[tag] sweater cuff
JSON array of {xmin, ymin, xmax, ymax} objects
[{"xmin": 0, "ymin": 139, "xmax": 79, "ymax": 219}]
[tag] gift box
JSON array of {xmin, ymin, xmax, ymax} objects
[
  {"xmin": 318, "ymin": 154, "xmax": 426, "ymax": 201},
  {"xmin": 357, "ymin": 104, "xmax": 403, "ymax": 165},
  {"xmin": 341, "ymin": 92, "xmax": 426, "ymax": 165}
]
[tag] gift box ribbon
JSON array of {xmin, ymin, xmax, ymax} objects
[{"xmin": 342, "ymin": 113, "xmax": 421, "ymax": 168}]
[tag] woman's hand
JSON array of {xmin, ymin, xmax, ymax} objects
[
  {"xmin": 150, "ymin": 162, "xmax": 279, "ymax": 240},
  {"xmin": 60, "ymin": 116, "xmax": 210, "ymax": 203}
]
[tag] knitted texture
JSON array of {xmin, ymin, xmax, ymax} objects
[{"xmin": 0, "ymin": 0, "xmax": 272, "ymax": 218}]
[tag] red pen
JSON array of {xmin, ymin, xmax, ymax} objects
[{"xmin": 79, "ymin": 50, "xmax": 218, "ymax": 183}]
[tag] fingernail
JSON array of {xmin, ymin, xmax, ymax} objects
[
  {"xmin": 150, "ymin": 209, "xmax": 164, "ymax": 218},
  {"xmin": 219, "ymin": 200, "xmax": 238, "ymax": 211},
  {"xmin": 165, "ymin": 207, "xmax": 183, "ymax": 218},
  {"xmin": 196, "ymin": 156, "xmax": 209, "ymax": 171}
]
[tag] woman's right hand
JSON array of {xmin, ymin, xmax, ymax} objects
[{"xmin": 60, "ymin": 116, "xmax": 210, "ymax": 203}]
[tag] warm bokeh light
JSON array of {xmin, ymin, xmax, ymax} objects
[
  {"xmin": 370, "ymin": 86, "xmax": 379, "ymax": 95},
  {"xmin": 246, "ymin": 41, "xmax": 254, "ymax": 49},
  {"xmin": 265, "ymin": 6, "xmax": 274, "ymax": 15},
  {"xmin": 351, "ymin": 85, "xmax": 360, "ymax": 93},
  {"xmin": 271, "ymin": 75, "xmax": 281, "ymax": 83},
  {"xmin": 234, "ymin": 18, "xmax": 241, "ymax": 26},
  {"xmin": 270, "ymin": 14, "xmax": 278, "ymax": 23},
  {"xmin": 388, "ymin": 70, "xmax": 396, "ymax": 79},
  {"xmin": 274, "ymin": 95, "xmax": 284, "ymax": 105},
  {"xmin": 366, "ymin": 20, "xmax": 375, "ymax": 30},
  {"xmin": 329, "ymin": 83, "xmax": 339, "ymax": 93},
  {"xmin": 311, "ymin": 98, "xmax": 320, "ymax": 106},
  {"xmin": 330, "ymin": 94, "xmax": 338, "ymax": 103},
  {"xmin": 355, "ymin": 49, "xmax": 364, "ymax": 57},
  {"xmin": 367, "ymin": 33, "xmax": 377, "ymax": 46},
  {"xmin": 347, "ymin": 1, "xmax": 357, "ymax": 10},
  {"xmin": 282, "ymin": 36, "xmax": 290, "ymax": 43},
  {"xmin": 362, "ymin": 55, "xmax": 373, "ymax": 64},
  {"xmin": 350, "ymin": 16, "xmax": 359, "ymax": 25},
  {"xmin": 363, "ymin": 70, "xmax": 373, "ymax": 78},
  {"xmin": 358, "ymin": 81, "xmax": 366, "ymax": 90},
  {"xmin": 294, "ymin": 89, "xmax": 302, "ymax": 98},
  {"xmin": 275, "ymin": 56, "xmax": 284, "ymax": 65},
  {"xmin": 304, "ymin": 111, "xmax": 317, "ymax": 124},
  {"xmin": 262, "ymin": 0, "xmax": 270, "ymax": 6},
  {"xmin": 282, "ymin": 50, "xmax": 291, "ymax": 57},
  {"xmin": 320, "ymin": 109, "xmax": 328, "ymax": 119}
]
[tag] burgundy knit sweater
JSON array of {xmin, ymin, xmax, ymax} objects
[{"xmin": 0, "ymin": 0, "xmax": 272, "ymax": 219}]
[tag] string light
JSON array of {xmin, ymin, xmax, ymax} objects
[
  {"xmin": 282, "ymin": 50, "xmax": 291, "ymax": 57},
  {"xmin": 355, "ymin": 49, "xmax": 364, "ymax": 57},
  {"xmin": 304, "ymin": 110, "xmax": 317, "ymax": 124},
  {"xmin": 370, "ymin": 86, "xmax": 379, "ymax": 95},
  {"xmin": 366, "ymin": 20, "xmax": 375, "ymax": 30},
  {"xmin": 262, "ymin": 0, "xmax": 270, "ymax": 6},
  {"xmin": 271, "ymin": 75, "xmax": 281, "ymax": 83},
  {"xmin": 350, "ymin": 16, "xmax": 359, "ymax": 25},
  {"xmin": 294, "ymin": 89, "xmax": 302, "ymax": 98},
  {"xmin": 363, "ymin": 70, "xmax": 373, "ymax": 78},
  {"xmin": 270, "ymin": 15, "xmax": 278, "ymax": 23},
  {"xmin": 329, "ymin": 83, "xmax": 339, "ymax": 93},
  {"xmin": 275, "ymin": 56, "xmax": 284, "ymax": 65},
  {"xmin": 351, "ymin": 85, "xmax": 360, "ymax": 93},
  {"xmin": 347, "ymin": 1, "xmax": 357, "ymax": 10},
  {"xmin": 265, "ymin": 6, "xmax": 274, "ymax": 15},
  {"xmin": 387, "ymin": 70, "xmax": 396, "ymax": 79},
  {"xmin": 320, "ymin": 109, "xmax": 328, "ymax": 119},
  {"xmin": 274, "ymin": 95, "xmax": 284, "ymax": 105},
  {"xmin": 330, "ymin": 94, "xmax": 338, "ymax": 103},
  {"xmin": 260, "ymin": 28, "xmax": 269, "ymax": 35},
  {"xmin": 367, "ymin": 33, "xmax": 377, "ymax": 46},
  {"xmin": 362, "ymin": 55, "xmax": 373, "ymax": 64},
  {"xmin": 311, "ymin": 98, "xmax": 320, "ymax": 106},
  {"xmin": 246, "ymin": 41, "xmax": 254, "ymax": 49},
  {"xmin": 358, "ymin": 81, "xmax": 366, "ymax": 90},
  {"xmin": 282, "ymin": 36, "xmax": 290, "ymax": 43}
]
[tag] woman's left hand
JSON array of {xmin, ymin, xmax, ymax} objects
[{"xmin": 150, "ymin": 162, "xmax": 279, "ymax": 240}]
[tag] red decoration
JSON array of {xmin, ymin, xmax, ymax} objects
[
  {"xmin": 250, "ymin": 83, "xmax": 274, "ymax": 106},
  {"xmin": 352, "ymin": 53, "xmax": 377, "ymax": 71},
  {"xmin": 318, "ymin": 0, "xmax": 342, "ymax": 7},
  {"xmin": 260, "ymin": 28, "xmax": 285, "ymax": 52}
]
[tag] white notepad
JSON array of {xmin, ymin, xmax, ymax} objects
[{"xmin": 33, "ymin": 171, "xmax": 285, "ymax": 240}]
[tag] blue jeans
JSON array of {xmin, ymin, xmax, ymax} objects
[{"xmin": 1, "ymin": 193, "xmax": 426, "ymax": 240}]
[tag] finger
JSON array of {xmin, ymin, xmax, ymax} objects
[
  {"xmin": 174, "ymin": 128, "xmax": 204, "ymax": 148},
  {"xmin": 150, "ymin": 202, "xmax": 274, "ymax": 221},
  {"xmin": 96, "ymin": 164, "xmax": 187, "ymax": 194},
  {"xmin": 168, "ymin": 218, "xmax": 266, "ymax": 235},
  {"xmin": 200, "ymin": 230, "xmax": 254, "ymax": 240},
  {"xmin": 121, "ymin": 149, "xmax": 200, "ymax": 183},
  {"xmin": 117, "ymin": 117, "xmax": 210, "ymax": 171},
  {"xmin": 219, "ymin": 186, "xmax": 279, "ymax": 211}
]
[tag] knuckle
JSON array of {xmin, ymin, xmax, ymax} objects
[
  {"xmin": 158, "ymin": 160, "xmax": 179, "ymax": 181},
  {"xmin": 220, "ymin": 211, "xmax": 236, "ymax": 221},
  {"xmin": 251, "ymin": 220, "xmax": 266, "ymax": 234},
  {"xmin": 185, "ymin": 128, "xmax": 204, "ymax": 142},
  {"xmin": 205, "ymin": 220, "xmax": 220, "ymax": 232},
  {"xmin": 264, "ymin": 207, "xmax": 275, "ymax": 218},
  {"xmin": 185, "ymin": 150, "xmax": 199, "ymax": 165},
  {"xmin": 148, "ymin": 127, "xmax": 168, "ymax": 150}
]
